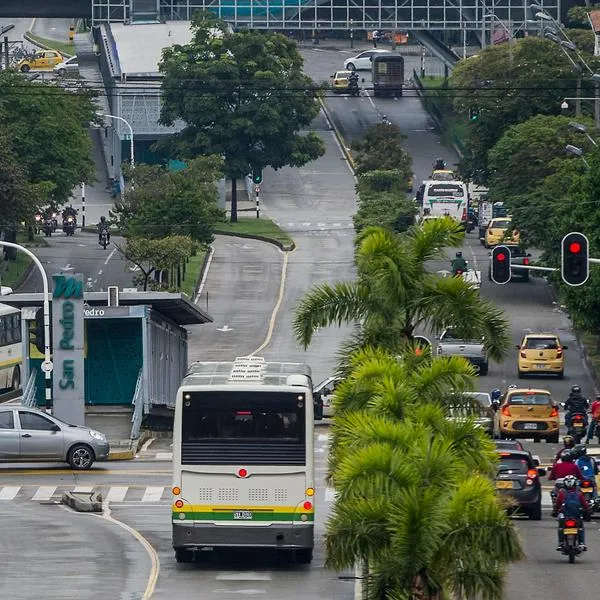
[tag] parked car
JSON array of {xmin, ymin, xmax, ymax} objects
[
  {"xmin": 495, "ymin": 449, "xmax": 546, "ymax": 520},
  {"xmin": 313, "ymin": 376, "xmax": 342, "ymax": 418},
  {"xmin": 17, "ymin": 49, "xmax": 63, "ymax": 72},
  {"xmin": 53, "ymin": 55, "xmax": 79, "ymax": 76},
  {"xmin": 0, "ymin": 405, "xmax": 109, "ymax": 469},
  {"xmin": 343, "ymin": 49, "xmax": 390, "ymax": 71},
  {"xmin": 516, "ymin": 332, "xmax": 566, "ymax": 379},
  {"xmin": 496, "ymin": 387, "xmax": 560, "ymax": 443}
]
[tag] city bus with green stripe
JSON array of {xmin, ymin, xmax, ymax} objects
[
  {"xmin": 0, "ymin": 303, "xmax": 22, "ymax": 392},
  {"xmin": 172, "ymin": 356, "xmax": 315, "ymax": 564}
]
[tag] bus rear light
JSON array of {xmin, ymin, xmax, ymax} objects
[
  {"xmin": 306, "ymin": 488, "xmax": 315, "ymax": 497},
  {"xmin": 238, "ymin": 468, "xmax": 248, "ymax": 478},
  {"xmin": 172, "ymin": 486, "xmax": 181, "ymax": 496},
  {"xmin": 303, "ymin": 501, "xmax": 313, "ymax": 511},
  {"xmin": 174, "ymin": 499, "xmax": 184, "ymax": 509}
]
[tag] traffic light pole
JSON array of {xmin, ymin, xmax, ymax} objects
[{"xmin": 0, "ymin": 241, "xmax": 52, "ymax": 409}]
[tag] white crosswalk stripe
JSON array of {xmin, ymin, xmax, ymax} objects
[
  {"xmin": 142, "ymin": 486, "xmax": 165, "ymax": 502},
  {"xmin": 73, "ymin": 485, "xmax": 94, "ymax": 493},
  {"xmin": 32, "ymin": 486, "xmax": 56, "ymax": 501},
  {"xmin": 0, "ymin": 486, "xmax": 20, "ymax": 500},
  {"xmin": 105, "ymin": 486, "xmax": 128, "ymax": 502},
  {"xmin": 155, "ymin": 452, "xmax": 173, "ymax": 461}
]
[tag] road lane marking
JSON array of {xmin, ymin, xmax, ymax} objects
[
  {"xmin": 155, "ymin": 452, "xmax": 173, "ymax": 461},
  {"xmin": 73, "ymin": 485, "xmax": 95, "ymax": 493},
  {"xmin": 32, "ymin": 486, "xmax": 56, "ymax": 501},
  {"xmin": 104, "ymin": 246, "xmax": 117, "ymax": 265},
  {"xmin": 105, "ymin": 486, "xmax": 128, "ymax": 502},
  {"xmin": 142, "ymin": 486, "xmax": 164, "ymax": 502},
  {"xmin": 0, "ymin": 469, "xmax": 171, "ymax": 476},
  {"xmin": 141, "ymin": 438, "xmax": 155, "ymax": 452},
  {"xmin": 215, "ymin": 572, "xmax": 272, "ymax": 581},
  {"xmin": 0, "ymin": 486, "xmax": 20, "ymax": 500},
  {"xmin": 251, "ymin": 250, "xmax": 290, "ymax": 356},
  {"xmin": 195, "ymin": 244, "xmax": 215, "ymax": 303}
]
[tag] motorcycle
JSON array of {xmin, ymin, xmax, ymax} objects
[
  {"xmin": 99, "ymin": 228, "xmax": 109, "ymax": 250},
  {"xmin": 579, "ymin": 479, "xmax": 599, "ymax": 511},
  {"xmin": 63, "ymin": 216, "xmax": 76, "ymax": 236},
  {"xmin": 569, "ymin": 411, "xmax": 588, "ymax": 443},
  {"xmin": 560, "ymin": 517, "xmax": 583, "ymax": 563},
  {"xmin": 34, "ymin": 213, "xmax": 43, "ymax": 234},
  {"xmin": 51, "ymin": 212, "xmax": 58, "ymax": 232},
  {"xmin": 42, "ymin": 219, "xmax": 53, "ymax": 237},
  {"xmin": 348, "ymin": 76, "xmax": 360, "ymax": 97}
]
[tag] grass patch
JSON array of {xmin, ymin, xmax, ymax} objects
[
  {"xmin": 180, "ymin": 251, "xmax": 206, "ymax": 299},
  {"xmin": 0, "ymin": 252, "xmax": 32, "ymax": 289},
  {"xmin": 26, "ymin": 32, "xmax": 75, "ymax": 57},
  {"xmin": 215, "ymin": 218, "xmax": 294, "ymax": 247},
  {"xmin": 16, "ymin": 231, "xmax": 49, "ymax": 248},
  {"xmin": 421, "ymin": 75, "xmax": 447, "ymax": 89}
]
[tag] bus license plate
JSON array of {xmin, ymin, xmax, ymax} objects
[{"xmin": 233, "ymin": 510, "xmax": 253, "ymax": 520}]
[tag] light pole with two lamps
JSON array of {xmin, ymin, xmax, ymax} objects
[{"xmin": 565, "ymin": 143, "xmax": 590, "ymax": 168}]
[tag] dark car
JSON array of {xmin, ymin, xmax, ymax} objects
[
  {"xmin": 495, "ymin": 449, "xmax": 546, "ymax": 520},
  {"xmin": 488, "ymin": 244, "xmax": 531, "ymax": 282},
  {"xmin": 494, "ymin": 440, "xmax": 525, "ymax": 452}
]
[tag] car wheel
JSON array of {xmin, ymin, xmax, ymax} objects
[
  {"xmin": 295, "ymin": 548, "xmax": 313, "ymax": 564},
  {"xmin": 479, "ymin": 362, "xmax": 489, "ymax": 376},
  {"xmin": 10, "ymin": 367, "xmax": 21, "ymax": 391},
  {"xmin": 528, "ymin": 501, "xmax": 542, "ymax": 521},
  {"xmin": 20, "ymin": 64, "xmax": 31, "ymax": 73},
  {"xmin": 67, "ymin": 444, "xmax": 95, "ymax": 470},
  {"xmin": 557, "ymin": 370, "xmax": 564, "ymax": 380},
  {"xmin": 175, "ymin": 548, "xmax": 194, "ymax": 563},
  {"xmin": 346, "ymin": 62, "xmax": 355, "ymax": 71},
  {"xmin": 518, "ymin": 370, "xmax": 524, "ymax": 379},
  {"xmin": 499, "ymin": 430, "xmax": 507, "ymax": 440},
  {"xmin": 548, "ymin": 433, "xmax": 559, "ymax": 444}
]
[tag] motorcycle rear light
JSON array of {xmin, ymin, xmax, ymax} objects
[
  {"xmin": 523, "ymin": 257, "xmax": 529, "ymax": 265},
  {"xmin": 520, "ymin": 352, "xmax": 527, "ymax": 358},
  {"xmin": 565, "ymin": 519, "xmax": 577, "ymax": 528},
  {"xmin": 501, "ymin": 405, "xmax": 511, "ymax": 417},
  {"xmin": 550, "ymin": 406, "xmax": 559, "ymax": 417},
  {"xmin": 462, "ymin": 208, "xmax": 467, "ymax": 221},
  {"xmin": 574, "ymin": 415, "xmax": 583, "ymax": 421},
  {"xmin": 582, "ymin": 481, "xmax": 591, "ymax": 487}
]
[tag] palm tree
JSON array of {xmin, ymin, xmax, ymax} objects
[
  {"xmin": 293, "ymin": 220, "xmax": 510, "ymax": 364},
  {"xmin": 326, "ymin": 411, "xmax": 524, "ymax": 600}
]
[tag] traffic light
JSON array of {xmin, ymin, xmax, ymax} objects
[
  {"xmin": 251, "ymin": 168, "xmax": 263, "ymax": 185},
  {"xmin": 30, "ymin": 308, "xmax": 47, "ymax": 354},
  {"xmin": 468, "ymin": 108, "xmax": 480, "ymax": 122},
  {"xmin": 490, "ymin": 245, "xmax": 511, "ymax": 284},
  {"xmin": 561, "ymin": 232, "xmax": 589, "ymax": 286}
]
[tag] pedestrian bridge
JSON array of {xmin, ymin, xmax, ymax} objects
[{"xmin": 0, "ymin": 0, "xmax": 562, "ymax": 32}]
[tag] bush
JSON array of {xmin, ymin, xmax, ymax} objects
[
  {"xmin": 353, "ymin": 191, "xmax": 416, "ymax": 235},
  {"xmin": 356, "ymin": 170, "xmax": 407, "ymax": 195}
]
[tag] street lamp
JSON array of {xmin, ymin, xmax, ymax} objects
[
  {"xmin": 101, "ymin": 113, "xmax": 134, "ymax": 168},
  {"xmin": 565, "ymin": 144, "xmax": 590, "ymax": 168},
  {"xmin": 568, "ymin": 120, "xmax": 598, "ymax": 147}
]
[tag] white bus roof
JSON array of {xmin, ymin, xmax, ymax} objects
[{"xmin": 182, "ymin": 356, "xmax": 312, "ymax": 387}]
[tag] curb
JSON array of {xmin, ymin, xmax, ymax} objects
[
  {"xmin": 318, "ymin": 96, "xmax": 356, "ymax": 173},
  {"xmin": 213, "ymin": 229, "xmax": 295, "ymax": 252},
  {"xmin": 108, "ymin": 449, "xmax": 136, "ymax": 460},
  {"xmin": 62, "ymin": 490, "xmax": 103, "ymax": 512}
]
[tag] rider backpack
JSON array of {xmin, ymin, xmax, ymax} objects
[
  {"xmin": 577, "ymin": 456, "xmax": 596, "ymax": 478},
  {"xmin": 562, "ymin": 489, "xmax": 583, "ymax": 517}
]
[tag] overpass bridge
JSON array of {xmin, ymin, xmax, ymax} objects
[{"xmin": 0, "ymin": 1, "xmax": 563, "ymax": 33}]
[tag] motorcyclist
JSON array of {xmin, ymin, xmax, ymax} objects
[
  {"xmin": 98, "ymin": 216, "xmax": 110, "ymax": 244},
  {"xmin": 564, "ymin": 385, "xmax": 589, "ymax": 431},
  {"xmin": 574, "ymin": 444, "xmax": 598, "ymax": 501},
  {"xmin": 433, "ymin": 158, "xmax": 446, "ymax": 171},
  {"xmin": 585, "ymin": 393, "xmax": 600, "ymax": 443},
  {"xmin": 491, "ymin": 388, "xmax": 502, "ymax": 409},
  {"xmin": 552, "ymin": 474, "xmax": 590, "ymax": 551},
  {"xmin": 62, "ymin": 204, "xmax": 78, "ymax": 220},
  {"xmin": 450, "ymin": 251, "xmax": 468, "ymax": 276},
  {"xmin": 549, "ymin": 449, "xmax": 584, "ymax": 481},
  {"xmin": 554, "ymin": 435, "xmax": 576, "ymax": 463}
]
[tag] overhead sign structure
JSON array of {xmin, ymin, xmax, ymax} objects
[{"xmin": 52, "ymin": 273, "xmax": 85, "ymax": 426}]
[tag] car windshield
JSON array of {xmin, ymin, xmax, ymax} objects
[
  {"xmin": 497, "ymin": 456, "xmax": 530, "ymax": 474},
  {"xmin": 507, "ymin": 393, "xmax": 552, "ymax": 405},
  {"xmin": 491, "ymin": 219, "xmax": 511, "ymax": 228},
  {"xmin": 524, "ymin": 337, "xmax": 559, "ymax": 350}
]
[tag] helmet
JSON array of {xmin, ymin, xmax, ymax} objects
[
  {"xmin": 574, "ymin": 444, "xmax": 587, "ymax": 458},
  {"xmin": 564, "ymin": 475, "xmax": 578, "ymax": 488},
  {"xmin": 561, "ymin": 450, "xmax": 574, "ymax": 462},
  {"xmin": 100, "ymin": 216, "xmax": 106, "ymax": 223},
  {"xmin": 456, "ymin": 251, "xmax": 463, "ymax": 258},
  {"xmin": 491, "ymin": 388, "xmax": 501, "ymax": 401},
  {"xmin": 563, "ymin": 435, "xmax": 575, "ymax": 448},
  {"xmin": 571, "ymin": 385, "xmax": 582, "ymax": 394}
]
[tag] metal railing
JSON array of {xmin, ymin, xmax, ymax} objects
[
  {"xmin": 21, "ymin": 369, "xmax": 38, "ymax": 408},
  {"xmin": 130, "ymin": 368, "xmax": 145, "ymax": 440}
]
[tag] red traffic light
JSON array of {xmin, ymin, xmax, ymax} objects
[
  {"xmin": 569, "ymin": 242, "xmax": 581, "ymax": 254},
  {"xmin": 496, "ymin": 252, "xmax": 506, "ymax": 262}
]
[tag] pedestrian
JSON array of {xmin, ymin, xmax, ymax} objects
[
  {"xmin": 585, "ymin": 393, "xmax": 600, "ymax": 443},
  {"xmin": 373, "ymin": 30, "xmax": 379, "ymax": 48}
]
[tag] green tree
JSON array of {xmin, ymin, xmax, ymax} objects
[
  {"xmin": 566, "ymin": 6, "xmax": 600, "ymax": 28},
  {"xmin": 487, "ymin": 114, "xmax": 595, "ymax": 202},
  {"xmin": 112, "ymin": 156, "xmax": 225, "ymax": 243},
  {"xmin": 115, "ymin": 235, "xmax": 195, "ymax": 291},
  {"xmin": 449, "ymin": 37, "xmax": 593, "ymax": 182},
  {"xmin": 293, "ymin": 220, "xmax": 510, "ymax": 363},
  {"xmin": 351, "ymin": 122, "xmax": 412, "ymax": 181},
  {"xmin": 158, "ymin": 12, "xmax": 325, "ymax": 222},
  {"xmin": 0, "ymin": 71, "xmax": 96, "ymax": 205},
  {"xmin": 0, "ymin": 131, "xmax": 30, "ymax": 231},
  {"xmin": 352, "ymin": 191, "xmax": 416, "ymax": 235}
]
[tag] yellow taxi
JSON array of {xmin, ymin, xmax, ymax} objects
[
  {"xmin": 516, "ymin": 332, "xmax": 567, "ymax": 379},
  {"xmin": 330, "ymin": 70, "xmax": 353, "ymax": 93},
  {"xmin": 17, "ymin": 49, "xmax": 64, "ymax": 72},
  {"xmin": 497, "ymin": 387, "xmax": 559, "ymax": 443},
  {"xmin": 484, "ymin": 217, "xmax": 520, "ymax": 248}
]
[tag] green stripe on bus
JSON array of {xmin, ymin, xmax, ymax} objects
[{"xmin": 172, "ymin": 511, "xmax": 314, "ymax": 522}]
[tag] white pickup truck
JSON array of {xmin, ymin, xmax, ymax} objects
[{"xmin": 436, "ymin": 327, "xmax": 489, "ymax": 375}]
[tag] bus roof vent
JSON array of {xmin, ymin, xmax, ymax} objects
[{"xmin": 229, "ymin": 356, "xmax": 266, "ymax": 381}]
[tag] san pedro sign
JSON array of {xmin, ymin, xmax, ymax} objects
[{"xmin": 52, "ymin": 273, "xmax": 85, "ymax": 426}]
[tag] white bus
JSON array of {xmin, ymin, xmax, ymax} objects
[
  {"xmin": 421, "ymin": 180, "xmax": 469, "ymax": 227},
  {"xmin": 0, "ymin": 303, "xmax": 22, "ymax": 392},
  {"xmin": 172, "ymin": 356, "xmax": 315, "ymax": 564}
]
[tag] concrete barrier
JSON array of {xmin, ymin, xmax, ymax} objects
[{"xmin": 62, "ymin": 490, "xmax": 103, "ymax": 512}]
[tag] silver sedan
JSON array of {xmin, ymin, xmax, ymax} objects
[{"xmin": 0, "ymin": 405, "xmax": 109, "ymax": 469}]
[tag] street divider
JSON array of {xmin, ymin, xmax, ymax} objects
[{"xmin": 62, "ymin": 490, "xmax": 103, "ymax": 512}]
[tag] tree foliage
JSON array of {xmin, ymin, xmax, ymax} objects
[
  {"xmin": 0, "ymin": 131, "xmax": 30, "ymax": 230},
  {"xmin": 0, "ymin": 71, "xmax": 96, "ymax": 207},
  {"xmin": 112, "ymin": 156, "xmax": 225, "ymax": 244},
  {"xmin": 158, "ymin": 12, "xmax": 325, "ymax": 221},
  {"xmin": 353, "ymin": 191, "xmax": 416, "ymax": 235}
]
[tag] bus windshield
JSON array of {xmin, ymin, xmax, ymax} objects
[{"xmin": 426, "ymin": 183, "xmax": 465, "ymax": 197}]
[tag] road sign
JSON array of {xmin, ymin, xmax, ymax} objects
[
  {"xmin": 41, "ymin": 360, "xmax": 54, "ymax": 373},
  {"xmin": 255, "ymin": 186, "xmax": 261, "ymax": 194}
]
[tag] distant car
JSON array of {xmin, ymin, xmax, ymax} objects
[
  {"xmin": 53, "ymin": 55, "xmax": 79, "ymax": 76},
  {"xmin": 447, "ymin": 391, "xmax": 494, "ymax": 436},
  {"xmin": 488, "ymin": 244, "xmax": 532, "ymax": 282},
  {"xmin": 516, "ymin": 332, "xmax": 567, "ymax": 379},
  {"xmin": 313, "ymin": 376, "xmax": 341, "ymax": 418},
  {"xmin": 431, "ymin": 169, "xmax": 455, "ymax": 181},
  {"xmin": 344, "ymin": 49, "xmax": 390, "ymax": 71},
  {"xmin": 17, "ymin": 49, "xmax": 64, "ymax": 72},
  {"xmin": 495, "ymin": 449, "xmax": 546, "ymax": 520},
  {"xmin": 330, "ymin": 70, "xmax": 353, "ymax": 93},
  {"xmin": 484, "ymin": 217, "xmax": 520, "ymax": 248},
  {"xmin": 0, "ymin": 405, "xmax": 109, "ymax": 469},
  {"xmin": 494, "ymin": 439, "xmax": 525, "ymax": 451}
]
